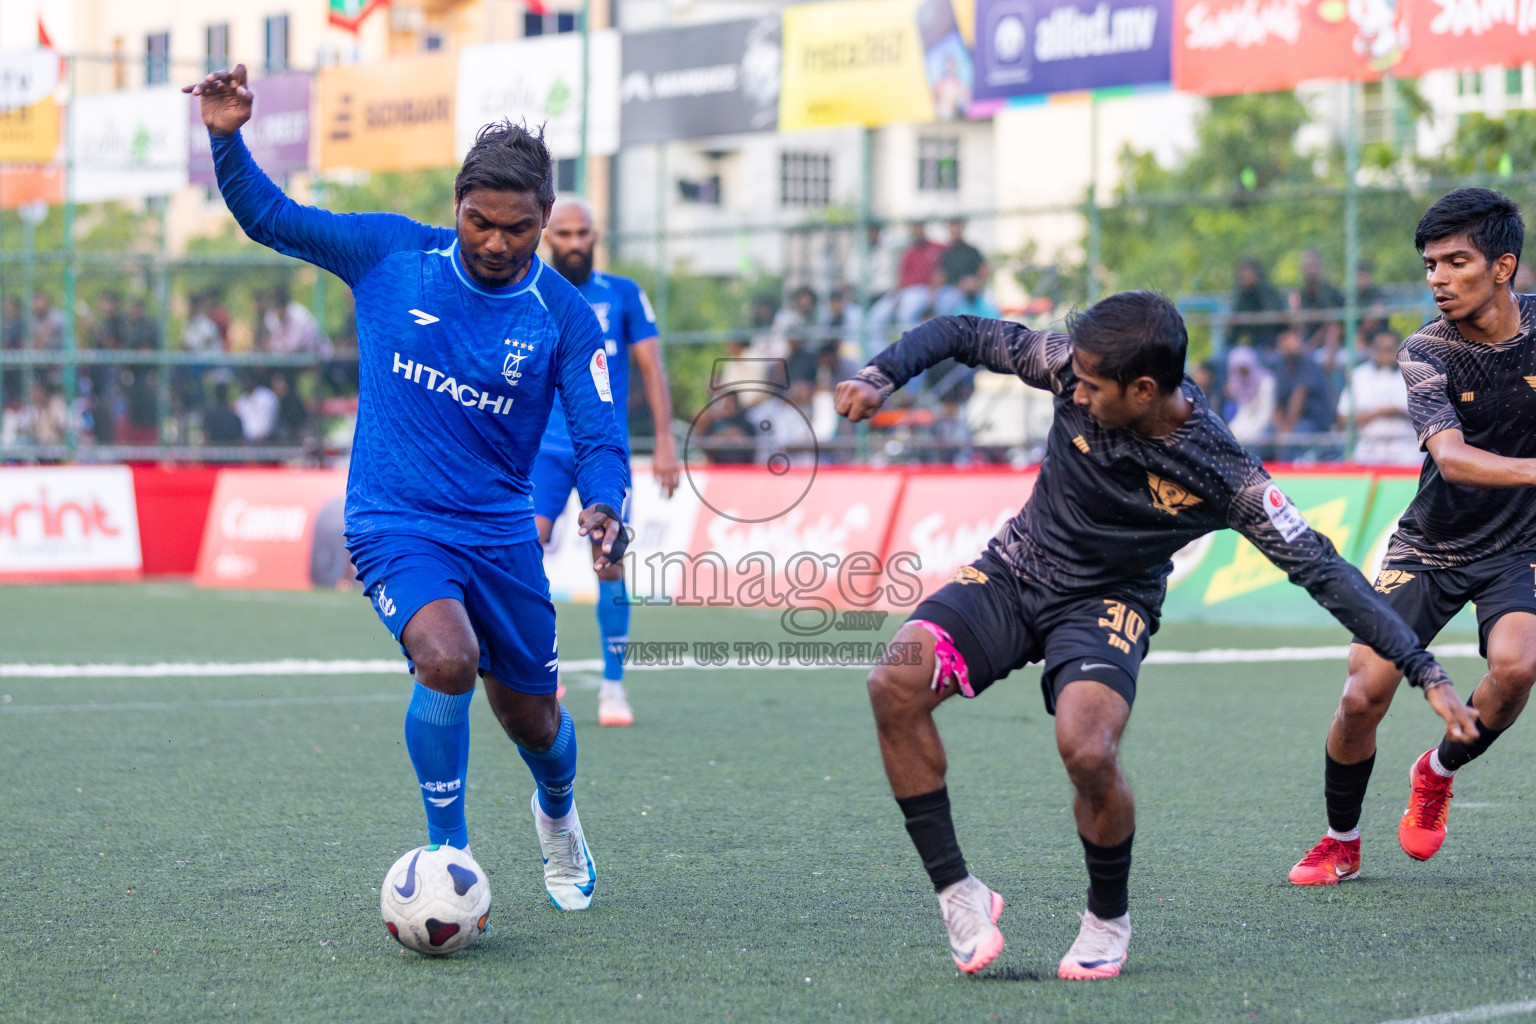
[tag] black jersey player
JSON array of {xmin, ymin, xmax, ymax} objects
[
  {"xmin": 836, "ymin": 290, "xmax": 1477, "ymax": 979},
  {"xmin": 1290, "ymin": 189, "xmax": 1536, "ymax": 885}
]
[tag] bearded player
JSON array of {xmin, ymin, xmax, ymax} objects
[
  {"xmin": 189, "ymin": 66, "xmax": 629, "ymax": 911},
  {"xmin": 1290, "ymin": 188, "xmax": 1536, "ymax": 885},
  {"xmin": 533, "ymin": 198, "xmax": 680, "ymax": 726},
  {"xmin": 837, "ymin": 290, "xmax": 1477, "ymax": 979}
]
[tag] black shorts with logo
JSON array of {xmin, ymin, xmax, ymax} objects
[
  {"xmin": 1356, "ymin": 549, "xmax": 1536, "ymax": 658},
  {"xmin": 908, "ymin": 553, "xmax": 1155, "ymax": 715}
]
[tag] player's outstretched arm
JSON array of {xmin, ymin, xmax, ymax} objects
[
  {"xmin": 631, "ymin": 338, "xmax": 679, "ymax": 498},
  {"xmin": 856, "ymin": 316, "xmax": 1069, "ymax": 399},
  {"xmin": 185, "ymin": 65, "xmax": 448, "ymax": 288},
  {"xmin": 1226, "ymin": 473, "xmax": 1477, "ymax": 741},
  {"xmin": 1424, "ymin": 429, "xmax": 1536, "ymax": 488}
]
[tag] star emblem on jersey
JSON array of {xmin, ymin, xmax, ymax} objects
[
  {"xmin": 1146, "ymin": 472, "xmax": 1202, "ymax": 515},
  {"xmin": 502, "ymin": 339, "xmax": 535, "ymax": 387},
  {"xmin": 1374, "ymin": 569, "xmax": 1416, "ymax": 594},
  {"xmin": 409, "ymin": 308, "xmax": 439, "ymax": 325},
  {"xmin": 953, "ymin": 565, "xmax": 990, "ymax": 585}
]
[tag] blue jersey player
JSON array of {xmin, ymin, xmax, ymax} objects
[
  {"xmin": 534, "ymin": 198, "xmax": 679, "ymax": 727},
  {"xmin": 188, "ymin": 65, "xmax": 628, "ymax": 911}
]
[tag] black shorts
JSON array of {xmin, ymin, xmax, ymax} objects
[
  {"xmin": 1356, "ymin": 549, "xmax": 1536, "ymax": 658},
  {"xmin": 909, "ymin": 554, "xmax": 1154, "ymax": 715}
]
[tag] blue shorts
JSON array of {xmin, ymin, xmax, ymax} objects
[
  {"xmin": 349, "ymin": 532, "xmax": 558, "ymax": 695},
  {"xmin": 530, "ymin": 446, "xmax": 630, "ymax": 523}
]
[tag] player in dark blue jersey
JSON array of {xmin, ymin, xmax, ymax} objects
[
  {"xmin": 189, "ymin": 66, "xmax": 629, "ymax": 911},
  {"xmin": 1291, "ymin": 189, "xmax": 1536, "ymax": 885},
  {"xmin": 533, "ymin": 198, "xmax": 680, "ymax": 727}
]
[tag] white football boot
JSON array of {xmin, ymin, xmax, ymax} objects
[{"xmin": 531, "ymin": 792, "xmax": 596, "ymax": 910}]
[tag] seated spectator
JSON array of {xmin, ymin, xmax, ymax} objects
[
  {"xmin": 1222, "ymin": 347, "xmax": 1274, "ymax": 448},
  {"xmin": 938, "ymin": 218, "xmax": 987, "ymax": 288},
  {"xmin": 0, "ymin": 296, "xmax": 20, "ymax": 412},
  {"xmin": 935, "ymin": 272, "xmax": 1000, "ymax": 319},
  {"xmin": 272, "ymin": 371, "xmax": 309, "ymax": 445},
  {"xmin": 773, "ymin": 285, "xmax": 818, "ymax": 336},
  {"xmin": 123, "ymin": 297, "xmax": 159, "ymax": 350},
  {"xmin": 121, "ymin": 366, "xmax": 160, "ymax": 445},
  {"xmin": 235, "ymin": 371, "xmax": 279, "ymax": 442},
  {"xmin": 261, "ymin": 284, "xmax": 323, "ymax": 355},
  {"xmin": 1230, "ymin": 258, "xmax": 1284, "ymax": 352},
  {"xmin": 30, "ymin": 290, "xmax": 64, "ymax": 351},
  {"xmin": 1293, "ymin": 248, "xmax": 1344, "ymax": 356},
  {"xmin": 203, "ymin": 381, "xmax": 245, "ymax": 446},
  {"xmin": 1271, "ymin": 327, "xmax": 1336, "ymax": 460},
  {"xmin": 755, "ymin": 379, "xmax": 817, "ymax": 468},
  {"xmin": 821, "ymin": 286, "xmax": 865, "ymax": 352},
  {"xmin": 697, "ymin": 391, "xmax": 757, "ymax": 465},
  {"xmin": 1354, "ymin": 260, "xmax": 1390, "ymax": 340},
  {"xmin": 897, "ymin": 221, "xmax": 944, "ymax": 291},
  {"xmin": 1339, "ymin": 329, "xmax": 1419, "ymax": 466},
  {"xmin": 182, "ymin": 291, "xmax": 224, "ymax": 353}
]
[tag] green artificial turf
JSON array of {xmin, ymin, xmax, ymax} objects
[{"xmin": 0, "ymin": 584, "xmax": 1530, "ymax": 1024}]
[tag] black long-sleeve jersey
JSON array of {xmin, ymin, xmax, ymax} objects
[
  {"xmin": 1385, "ymin": 293, "xmax": 1536, "ymax": 569},
  {"xmin": 856, "ymin": 315, "xmax": 1452, "ymax": 691}
]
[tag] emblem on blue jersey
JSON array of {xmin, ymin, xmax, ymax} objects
[{"xmin": 502, "ymin": 339, "xmax": 535, "ymax": 387}]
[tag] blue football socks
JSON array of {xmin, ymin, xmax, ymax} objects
[
  {"xmin": 519, "ymin": 706, "xmax": 578, "ymax": 819},
  {"xmin": 597, "ymin": 578, "xmax": 630, "ymax": 683},
  {"xmin": 404, "ymin": 681, "xmax": 475, "ymax": 849}
]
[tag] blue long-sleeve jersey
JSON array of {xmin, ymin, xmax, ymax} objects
[
  {"xmin": 210, "ymin": 131, "xmax": 628, "ymax": 547},
  {"xmin": 541, "ymin": 271, "xmax": 658, "ymax": 454}
]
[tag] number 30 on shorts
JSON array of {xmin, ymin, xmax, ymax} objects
[{"xmin": 1098, "ymin": 600, "xmax": 1146, "ymax": 654}]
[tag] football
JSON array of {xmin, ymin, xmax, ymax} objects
[{"xmin": 380, "ymin": 845, "xmax": 492, "ymax": 956}]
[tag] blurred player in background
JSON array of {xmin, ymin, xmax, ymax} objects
[
  {"xmin": 837, "ymin": 291, "xmax": 1476, "ymax": 980},
  {"xmin": 1290, "ymin": 188, "xmax": 1536, "ymax": 884},
  {"xmin": 189, "ymin": 66, "xmax": 628, "ymax": 911},
  {"xmin": 535, "ymin": 198, "xmax": 680, "ymax": 726}
]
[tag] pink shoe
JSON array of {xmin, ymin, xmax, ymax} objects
[
  {"xmin": 1058, "ymin": 910, "xmax": 1130, "ymax": 980},
  {"xmin": 938, "ymin": 875, "xmax": 1005, "ymax": 974}
]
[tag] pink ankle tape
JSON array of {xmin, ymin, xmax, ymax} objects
[{"xmin": 914, "ymin": 620, "xmax": 975, "ymax": 698}]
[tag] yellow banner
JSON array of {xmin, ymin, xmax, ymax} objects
[
  {"xmin": 0, "ymin": 97, "xmax": 60, "ymax": 164},
  {"xmin": 779, "ymin": 0, "xmax": 936, "ymax": 131},
  {"xmin": 317, "ymin": 52, "xmax": 455, "ymax": 172}
]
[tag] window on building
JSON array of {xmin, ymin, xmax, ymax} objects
[
  {"xmin": 265, "ymin": 15, "xmax": 290, "ymax": 72},
  {"xmin": 780, "ymin": 152, "xmax": 832, "ymax": 207},
  {"xmin": 423, "ymin": 30, "xmax": 445, "ymax": 51},
  {"xmin": 1458, "ymin": 70, "xmax": 1482, "ymax": 97},
  {"xmin": 556, "ymin": 12, "xmax": 578, "ymax": 32},
  {"xmin": 918, "ymin": 136, "xmax": 961, "ymax": 192},
  {"xmin": 1507, "ymin": 67, "xmax": 1525, "ymax": 96},
  {"xmin": 205, "ymin": 24, "xmax": 229, "ymax": 73},
  {"xmin": 524, "ymin": 12, "xmax": 545, "ymax": 36},
  {"xmin": 525, "ymin": 12, "xmax": 579, "ymax": 36},
  {"xmin": 145, "ymin": 32, "xmax": 171, "ymax": 85},
  {"xmin": 555, "ymin": 159, "xmax": 578, "ymax": 193},
  {"xmin": 678, "ymin": 176, "xmax": 722, "ymax": 205}
]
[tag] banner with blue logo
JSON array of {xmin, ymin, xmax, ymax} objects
[{"xmin": 971, "ymin": 0, "xmax": 1172, "ymax": 105}]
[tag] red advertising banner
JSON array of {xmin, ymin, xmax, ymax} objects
[
  {"xmin": 1399, "ymin": 0, "xmax": 1536, "ymax": 75},
  {"xmin": 673, "ymin": 468, "xmax": 907, "ymax": 623},
  {"xmin": 876, "ymin": 469, "xmax": 1035, "ymax": 610},
  {"xmin": 194, "ymin": 469, "xmax": 349, "ymax": 591},
  {"xmin": 1172, "ymin": 0, "xmax": 1396, "ymax": 95},
  {"xmin": 0, "ymin": 466, "xmax": 142, "ymax": 582}
]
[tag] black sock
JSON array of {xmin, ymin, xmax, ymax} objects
[
  {"xmin": 1437, "ymin": 713, "xmax": 1506, "ymax": 772},
  {"xmin": 896, "ymin": 788, "xmax": 969, "ymax": 892},
  {"xmin": 1080, "ymin": 832, "xmax": 1133, "ymax": 920},
  {"xmin": 1324, "ymin": 751, "xmax": 1375, "ymax": 834}
]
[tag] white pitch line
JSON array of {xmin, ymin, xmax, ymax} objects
[
  {"xmin": 0, "ymin": 693, "xmax": 402, "ymax": 715},
  {"xmin": 0, "ymin": 643, "xmax": 1485, "ymax": 681},
  {"xmin": 1377, "ymin": 998, "xmax": 1536, "ymax": 1024}
]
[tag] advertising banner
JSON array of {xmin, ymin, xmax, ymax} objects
[
  {"xmin": 189, "ymin": 71, "xmax": 310, "ymax": 186},
  {"xmin": 877, "ymin": 470, "xmax": 1035, "ymax": 610},
  {"xmin": 0, "ymin": 50, "xmax": 60, "ymax": 163},
  {"xmin": 0, "ymin": 466, "xmax": 141, "ymax": 582},
  {"xmin": 544, "ymin": 466, "xmax": 706, "ymax": 605},
  {"xmin": 780, "ymin": 0, "xmax": 944, "ymax": 130},
  {"xmin": 318, "ymin": 52, "xmax": 455, "ymax": 172},
  {"xmin": 1162, "ymin": 471, "xmax": 1374, "ymax": 625},
  {"xmin": 1399, "ymin": 0, "xmax": 1536, "ymax": 76},
  {"xmin": 619, "ymin": 18, "xmax": 782, "ymax": 144},
  {"xmin": 0, "ymin": 164, "xmax": 61, "ymax": 209},
  {"xmin": 1172, "ymin": 0, "xmax": 1392, "ymax": 95},
  {"xmin": 193, "ymin": 469, "xmax": 349, "ymax": 591},
  {"xmin": 678, "ymin": 468, "xmax": 907, "ymax": 619},
  {"xmin": 971, "ymin": 0, "xmax": 1172, "ymax": 108},
  {"xmin": 70, "ymin": 85, "xmax": 190, "ymax": 202},
  {"xmin": 456, "ymin": 32, "xmax": 620, "ymax": 161}
]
